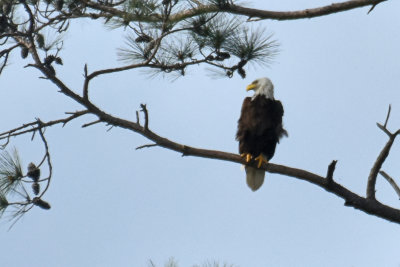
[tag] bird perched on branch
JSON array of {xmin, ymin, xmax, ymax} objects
[{"xmin": 236, "ymin": 77, "xmax": 287, "ymax": 191}]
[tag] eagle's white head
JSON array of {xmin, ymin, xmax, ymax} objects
[{"xmin": 246, "ymin": 77, "xmax": 274, "ymax": 100}]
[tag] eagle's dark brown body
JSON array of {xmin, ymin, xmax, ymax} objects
[{"xmin": 236, "ymin": 95, "xmax": 287, "ymax": 161}]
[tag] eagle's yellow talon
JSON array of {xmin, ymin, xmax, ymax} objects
[
  {"xmin": 255, "ymin": 154, "xmax": 268, "ymax": 168},
  {"xmin": 240, "ymin": 153, "xmax": 253, "ymax": 163}
]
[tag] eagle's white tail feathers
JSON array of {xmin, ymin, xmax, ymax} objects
[{"xmin": 245, "ymin": 166, "xmax": 265, "ymax": 191}]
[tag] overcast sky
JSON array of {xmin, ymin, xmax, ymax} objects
[{"xmin": 1, "ymin": 1, "xmax": 400, "ymax": 266}]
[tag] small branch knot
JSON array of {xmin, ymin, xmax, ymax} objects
[
  {"xmin": 140, "ymin": 104, "xmax": 149, "ymax": 131},
  {"xmin": 181, "ymin": 145, "xmax": 189, "ymax": 156},
  {"xmin": 326, "ymin": 160, "xmax": 337, "ymax": 185}
]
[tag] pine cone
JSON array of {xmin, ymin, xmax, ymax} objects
[
  {"xmin": 27, "ymin": 163, "xmax": 40, "ymax": 182},
  {"xmin": 32, "ymin": 182, "xmax": 40, "ymax": 195},
  {"xmin": 32, "ymin": 197, "xmax": 51, "ymax": 210}
]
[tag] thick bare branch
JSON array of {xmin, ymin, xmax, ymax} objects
[
  {"xmin": 128, "ymin": 121, "xmax": 400, "ymax": 223},
  {"xmin": 15, "ymin": 57, "xmax": 400, "ymax": 223},
  {"xmin": 217, "ymin": 0, "xmax": 388, "ymax": 21},
  {"xmin": 43, "ymin": 102, "xmax": 398, "ymax": 224},
  {"xmin": 3, "ymin": 67, "xmax": 400, "ymax": 224},
  {"xmin": 82, "ymin": 0, "xmax": 389, "ymax": 23}
]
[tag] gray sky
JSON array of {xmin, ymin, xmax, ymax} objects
[{"xmin": 1, "ymin": 1, "xmax": 400, "ymax": 266}]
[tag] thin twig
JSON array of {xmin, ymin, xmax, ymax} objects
[
  {"xmin": 36, "ymin": 124, "xmax": 53, "ymax": 199},
  {"xmin": 0, "ymin": 111, "xmax": 89, "ymax": 143},
  {"xmin": 379, "ymin": 171, "xmax": 400, "ymax": 200},
  {"xmin": 82, "ymin": 120, "xmax": 101, "ymax": 128},
  {"xmin": 83, "ymin": 64, "xmax": 89, "ymax": 99},
  {"xmin": 368, "ymin": 3, "xmax": 378, "ymax": 14},
  {"xmin": 140, "ymin": 104, "xmax": 149, "ymax": 131},
  {"xmin": 136, "ymin": 144, "xmax": 158, "ymax": 150},
  {"xmin": 136, "ymin": 111, "xmax": 140, "ymax": 125},
  {"xmin": 384, "ymin": 104, "xmax": 392, "ymax": 128},
  {"xmin": 377, "ymin": 123, "xmax": 391, "ymax": 137}
]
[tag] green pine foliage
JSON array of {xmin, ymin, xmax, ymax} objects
[
  {"xmin": 0, "ymin": 148, "xmax": 51, "ymax": 225},
  {"xmin": 118, "ymin": 11, "xmax": 279, "ymax": 78},
  {"xmin": 0, "ymin": 148, "xmax": 23, "ymax": 195},
  {"xmin": 224, "ymin": 28, "xmax": 279, "ymax": 65},
  {"xmin": 1, "ymin": 0, "xmax": 279, "ymax": 78},
  {"xmin": 0, "ymin": 193, "xmax": 8, "ymax": 218}
]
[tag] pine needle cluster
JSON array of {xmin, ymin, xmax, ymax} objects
[
  {"xmin": 1, "ymin": 0, "xmax": 278, "ymax": 78},
  {"xmin": 117, "ymin": 1, "xmax": 279, "ymax": 78},
  {"xmin": 0, "ymin": 148, "xmax": 23, "ymax": 194},
  {"xmin": 0, "ymin": 148, "xmax": 51, "ymax": 226}
]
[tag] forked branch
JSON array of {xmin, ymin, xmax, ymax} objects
[
  {"xmin": 367, "ymin": 105, "xmax": 400, "ymax": 200},
  {"xmin": 0, "ymin": 110, "xmax": 90, "ymax": 147}
]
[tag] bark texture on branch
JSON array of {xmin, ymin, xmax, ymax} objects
[
  {"xmin": 84, "ymin": 0, "xmax": 389, "ymax": 23},
  {"xmin": 224, "ymin": 0, "xmax": 387, "ymax": 21}
]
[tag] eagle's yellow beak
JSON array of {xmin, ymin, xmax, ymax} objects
[{"xmin": 246, "ymin": 83, "xmax": 257, "ymax": 91}]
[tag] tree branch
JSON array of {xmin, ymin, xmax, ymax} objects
[
  {"xmin": 3, "ymin": 76, "xmax": 400, "ymax": 224},
  {"xmin": 366, "ymin": 106, "xmax": 400, "ymax": 200},
  {"xmin": 220, "ymin": 0, "xmax": 388, "ymax": 21},
  {"xmin": 82, "ymin": 0, "xmax": 389, "ymax": 23},
  {"xmin": 367, "ymin": 135, "xmax": 397, "ymax": 200},
  {"xmin": 384, "ymin": 104, "xmax": 392, "ymax": 128},
  {"xmin": 326, "ymin": 160, "xmax": 338, "ymax": 184},
  {"xmin": 0, "ymin": 110, "xmax": 89, "ymax": 144},
  {"xmin": 174, "ymin": 0, "xmax": 389, "ymax": 22},
  {"xmin": 38, "ymin": 102, "xmax": 398, "ymax": 224},
  {"xmin": 136, "ymin": 143, "xmax": 158, "ymax": 150},
  {"xmin": 379, "ymin": 171, "xmax": 400, "ymax": 200},
  {"xmin": 1, "ymin": 122, "xmax": 54, "ymax": 228},
  {"xmin": 120, "ymin": 117, "xmax": 400, "ymax": 223},
  {"xmin": 140, "ymin": 104, "xmax": 149, "ymax": 131},
  {"xmin": 35, "ymin": 121, "xmax": 53, "ymax": 199},
  {"xmin": 12, "ymin": 56, "xmax": 400, "ymax": 223}
]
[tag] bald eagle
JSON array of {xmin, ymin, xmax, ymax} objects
[{"xmin": 236, "ymin": 77, "xmax": 287, "ymax": 191}]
